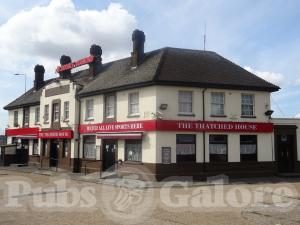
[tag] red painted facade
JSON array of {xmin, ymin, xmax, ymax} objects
[{"xmin": 5, "ymin": 127, "xmax": 39, "ymax": 136}]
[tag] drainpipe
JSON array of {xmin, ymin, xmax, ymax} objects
[
  {"xmin": 75, "ymin": 84, "xmax": 83, "ymax": 173},
  {"xmin": 202, "ymin": 88, "xmax": 207, "ymax": 175}
]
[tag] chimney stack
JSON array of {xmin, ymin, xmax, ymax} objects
[
  {"xmin": 131, "ymin": 29, "xmax": 145, "ymax": 67},
  {"xmin": 89, "ymin": 44, "xmax": 102, "ymax": 76},
  {"xmin": 59, "ymin": 55, "xmax": 72, "ymax": 78},
  {"xmin": 34, "ymin": 64, "xmax": 45, "ymax": 91}
]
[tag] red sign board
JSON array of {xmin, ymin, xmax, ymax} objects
[
  {"xmin": 79, "ymin": 120, "xmax": 273, "ymax": 134},
  {"xmin": 38, "ymin": 130, "xmax": 73, "ymax": 139},
  {"xmin": 56, "ymin": 56, "xmax": 94, "ymax": 73},
  {"xmin": 5, "ymin": 127, "xmax": 39, "ymax": 136}
]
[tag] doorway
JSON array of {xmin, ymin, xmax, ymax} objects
[
  {"xmin": 102, "ymin": 139, "xmax": 117, "ymax": 171},
  {"xmin": 50, "ymin": 139, "xmax": 59, "ymax": 167},
  {"xmin": 276, "ymin": 135, "xmax": 295, "ymax": 173}
]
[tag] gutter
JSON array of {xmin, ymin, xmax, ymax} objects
[{"xmin": 202, "ymin": 88, "xmax": 207, "ymax": 174}]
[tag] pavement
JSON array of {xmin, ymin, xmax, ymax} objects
[{"xmin": 0, "ymin": 167, "xmax": 300, "ymax": 225}]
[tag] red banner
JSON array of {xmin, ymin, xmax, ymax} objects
[
  {"xmin": 56, "ymin": 56, "xmax": 94, "ymax": 73},
  {"xmin": 5, "ymin": 127, "xmax": 39, "ymax": 136},
  {"xmin": 79, "ymin": 120, "xmax": 273, "ymax": 134},
  {"xmin": 38, "ymin": 130, "xmax": 73, "ymax": 139}
]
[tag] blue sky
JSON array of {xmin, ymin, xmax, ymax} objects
[{"xmin": 0, "ymin": 0, "xmax": 300, "ymax": 133}]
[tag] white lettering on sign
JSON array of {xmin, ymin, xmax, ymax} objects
[
  {"xmin": 177, "ymin": 122, "xmax": 258, "ymax": 132},
  {"xmin": 85, "ymin": 122, "xmax": 144, "ymax": 132}
]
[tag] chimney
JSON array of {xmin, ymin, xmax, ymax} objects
[
  {"xmin": 59, "ymin": 55, "xmax": 72, "ymax": 78},
  {"xmin": 89, "ymin": 44, "xmax": 102, "ymax": 76},
  {"xmin": 34, "ymin": 64, "xmax": 45, "ymax": 91},
  {"xmin": 131, "ymin": 29, "xmax": 145, "ymax": 67}
]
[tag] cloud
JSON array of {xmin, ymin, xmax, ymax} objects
[
  {"xmin": 295, "ymin": 113, "xmax": 300, "ymax": 118},
  {"xmin": 244, "ymin": 66, "xmax": 285, "ymax": 86},
  {"xmin": 296, "ymin": 78, "xmax": 300, "ymax": 85},
  {"xmin": 0, "ymin": 0, "xmax": 137, "ymax": 77}
]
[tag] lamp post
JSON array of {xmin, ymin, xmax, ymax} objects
[{"xmin": 13, "ymin": 73, "xmax": 27, "ymax": 93}]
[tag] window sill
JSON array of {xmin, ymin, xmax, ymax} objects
[
  {"xmin": 177, "ymin": 113, "xmax": 195, "ymax": 117},
  {"xmin": 43, "ymin": 121, "xmax": 49, "ymax": 124},
  {"xmin": 63, "ymin": 119, "xmax": 69, "ymax": 122},
  {"xmin": 127, "ymin": 114, "xmax": 140, "ymax": 118},
  {"xmin": 85, "ymin": 118, "xmax": 94, "ymax": 122},
  {"xmin": 124, "ymin": 161, "xmax": 143, "ymax": 165},
  {"xmin": 241, "ymin": 115, "xmax": 256, "ymax": 118},
  {"xmin": 210, "ymin": 114, "xmax": 227, "ymax": 118}
]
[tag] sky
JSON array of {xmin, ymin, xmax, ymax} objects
[{"xmin": 0, "ymin": 0, "xmax": 300, "ymax": 133}]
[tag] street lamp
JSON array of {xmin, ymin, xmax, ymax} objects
[{"xmin": 13, "ymin": 73, "xmax": 27, "ymax": 93}]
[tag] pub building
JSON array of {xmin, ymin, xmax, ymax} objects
[{"xmin": 4, "ymin": 29, "xmax": 300, "ymax": 180}]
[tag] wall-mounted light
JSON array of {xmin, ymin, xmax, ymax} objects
[
  {"xmin": 159, "ymin": 104, "xmax": 168, "ymax": 110},
  {"xmin": 264, "ymin": 110, "xmax": 274, "ymax": 117}
]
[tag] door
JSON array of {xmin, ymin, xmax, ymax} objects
[
  {"xmin": 16, "ymin": 139, "xmax": 29, "ymax": 164},
  {"xmin": 50, "ymin": 139, "xmax": 59, "ymax": 167},
  {"xmin": 277, "ymin": 135, "xmax": 294, "ymax": 173},
  {"xmin": 102, "ymin": 140, "xmax": 117, "ymax": 171}
]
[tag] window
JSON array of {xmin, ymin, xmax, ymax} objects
[
  {"xmin": 42, "ymin": 140, "xmax": 47, "ymax": 156},
  {"xmin": 62, "ymin": 139, "xmax": 69, "ymax": 158},
  {"xmin": 32, "ymin": 139, "xmax": 39, "ymax": 155},
  {"xmin": 35, "ymin": 107, "xmax": 40, "ymax": 124},
  {"xmin": 13, "ymin": 111, "xmax": 18, "ymax": 127},
  {"xmin": 211, "ymin": 93, "xmax": 225, "ymax": 116},
  {"xmin": 241, "ymin": 94, "xmax": 254, "ymax": 116},
  {"xmin": 52, "ymin": 103, "xmax": 60, "ymax": 122},
  {"xmin": 64, "ymin": 101, "xmax": 69, "ymax": 121},
  {"xmin": 209, "ymin": 135, "xmax": 228, "ymax": 162},
  {"xmin": 105, "ymin": 95, "xmax": 115, "ymax": 118},
  {"xmin": 128, "ymin": 93, "xmax": 139, "ymax": 115},
  {"xmin": 23, "ymin": 107, "xmax": 30, "ymax": 127},
  {"xmin": 44, "ymin": 105, "xmax": 49, "ymax": 122},
  {"xmin": 83, "ymin": 136, "xmax": 96, "ymax": 159},
  {"xmin": 125, "ymin": 140, "xmax": 142, "ymax": 162},
  {"xmin": 178, "ymin": 91, "xmax": 193, "ymax": 114},
  {"xmin": 240, "ymin": 135, "xmax": 257, "ymax": 161},
  {"xmin": 176, "ymin": 134, "xmax": 196, "ymax": 163},
  {"xmin": 85, "ymin": 99, "xmax": 94, "ymax": 120}
]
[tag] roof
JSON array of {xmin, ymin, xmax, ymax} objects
[
  {"xmin": 78, "ymin": 47, "xmax": 279, "ymax": 97},
  {"xmin": 4, "ymin": 47, "xmax": 280, "ymax": 110}
]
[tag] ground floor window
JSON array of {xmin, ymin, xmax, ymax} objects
[
  {"xmin": 32, "ymin": 139, "xmax": 39, "ymax": 155},
  {"xmin": 62, "ymin": 139, "xmax": 69, "ymax": 158},
  {"xmin": 240, "ymin": 135, "xmax": 257, "ymax": 161},
  {"xmin": 209, "ymin": 135, "xmax": 228, "ymax": 162},
  {"xmin": 83, "ymin": 136, "xmax": 96, "ymax": 159},
  {"xmin": 125, "ymin": 140, "xmax": 142, "ymax": 162},
  {"xmin": 176, "ymin": 134, "xmax": 196, "ymax": 163}
]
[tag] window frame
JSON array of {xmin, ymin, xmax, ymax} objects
[
  {"xmin": 105, "ymin": 94, "xmax": 116, "ymax": 119},
  {"xmin": 35, "ymin": 107, "xmax": 40, "ymax": 124},
  {"xmin": 125, "ymin": 139, "xmax": 142, "ymax": 162},
  {"xmin": 241, "ymin": 94, "xmax": 255, "ymax": 117},
  {"xmin": 209, "ymin": 134, "xmax": 228, "ymax": 162},
  {"xmin": 52, "ymin": 103, "xmax": 60, "ymax": 122},
  {"xmin": 178, "ymin": 91, "xmax": 193, "ymax": 115},
  {"xmin": 211, "ymin": 92, "xmax": 225, "ymax": 116},
  {"xmin": 44, "ymin": 104, "xmax": 49, "ymax": 123},
  {"xmin": 13, "ymin": 110, "xmax": 18, "ymax": 127},
  {"xmin": 176, "ymin": 134, "xmax": 196, "ymax": 163},
  {"xmin": 240, "ymin": 135, "xmax": 257, "ymax": 161},
  {"xmin": 32, "ymin": 139, "xmax": 39, "ymax": 155},
  {"xmin": 83, "ymin": 135, "xmax": 96, "ymax": 159},
  {"xmin": 62, "ymin": 139, "xmax": 69, "ymax": 158},
  {"xmin": 128, "ymin": 92, "xmax": 140, "ymax": 116},
  {"xmin": 23, "ymin": 107, "xmax": 30, "ymax": 127},
  {"xmin": 85, "ymin": 99, "xmax": 94, "ymax": 120},
  {"xmin": 64, "ymin": 101, "xmax": 70, "ymax": 121}
]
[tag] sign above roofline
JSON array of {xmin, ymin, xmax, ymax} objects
[
  {"xmin": 55, "ymin": 56, "xmax": 94, "ymax": 73},
  {"xmin": 79, "ymin": 120, "xmax": 274, "ymax": 134}
]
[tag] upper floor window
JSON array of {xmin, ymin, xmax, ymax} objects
[
  {"xmin": 105, "ymin": 95, "xmax": 115, "ymax": 118},
  {"xmin": 128, "ymin": 93, "xmax": 139, "ymax": 115},
  {"xmin": 85, "ymin": 99, "xmax": 94, "ymax": 120},
  {"xmin": 35, "ymin": 107, "xmax": 40, "ymax": 124},
  {"xmin": 178, "ymin": 91, "xmax": 193, "ymax": 114},
  {"xmin": 23, "ymin": 107, "xmax": 30, "ymax": 127},
  {"xmin": 211, "ymin": 92, "xmax": 225, "ymax": 116},
  {"xmin": 52, "ymin": 103, "xmax": 60, "ymax": 122},
  {"xmin": 241, "ymin": 94, "xmax": 254, "ymax": 116},
  {"xmin": 44, "ymin": 105, "xmax": 49, "ymax": 123},
  {"xmin": 13, "ymin": 111, "xmax": 18, "ymax": 127},
  {"xmin": 64, "ymin": 101, "xmax": 69, "ymax": 121}
]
